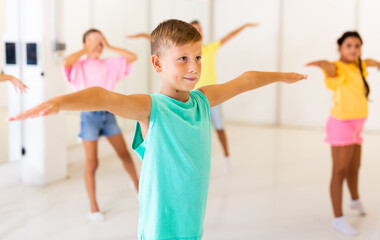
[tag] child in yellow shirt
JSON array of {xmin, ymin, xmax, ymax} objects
[
  {"xmin": 307, "ymin": 31, "xmax": 380, "ymax": 236},
  {"xmin": 190, "ymin": 21, "xmax": 258, "ymax": 172}
]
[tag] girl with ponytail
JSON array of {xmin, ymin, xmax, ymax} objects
[{"xmin": 307, "ymin": 31, "xmax": 380, "ymax": 236}]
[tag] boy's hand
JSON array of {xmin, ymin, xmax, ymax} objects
[
  {"xmin": 9, "ymin": 77, "xmax": 28, "ymax": 94},
  {"xmin": 282, "ymin": 73, "xmax": 308, "ymax": 83},
  {"xmin": 8, "ymin": 99, "xmax": 60, "ymax": 121}
]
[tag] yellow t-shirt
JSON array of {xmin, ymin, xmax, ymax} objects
[
  {"xmin": 324, "ymin": 60, "xmax": 368, "ymax": 120},
  {"xmin": 195, "ymin": 41, "xmax": 221, "ymax": 88}
]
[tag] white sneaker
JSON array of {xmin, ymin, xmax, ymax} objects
[
  {"xmin": 88, "ymin": 211, "xmax": 105, "ymax": 222},
  {"xmin": 350, "ymin": 199, "xmax": 366, "ymax": 216},
  {"xmin": 332, "ymin": 217, "xmax": 358, "ymax": 236},
  {"xmin": 224, "ymin": 156, "xmax": 231, "ymax": 173}
]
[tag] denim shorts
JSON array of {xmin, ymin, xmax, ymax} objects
[
  {"xmin": 210, "ymin": 105, "xmax": 224, "ymax": 130},
  {"xmin": 79, "ymin": 111, "xmax": 121, "ymax": 141}
]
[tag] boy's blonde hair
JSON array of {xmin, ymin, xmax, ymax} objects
[{"xmin": 150, "ymin": 19, "xmax": 202, "ymax": 55}]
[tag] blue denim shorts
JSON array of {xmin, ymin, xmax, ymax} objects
[
  {"xmin": 79, "ymin": 111, "xmax": 121, "ymax": 141},
  {"xmin": 210, "ymin": 105, "xmax": 224, "ymax": 130}
]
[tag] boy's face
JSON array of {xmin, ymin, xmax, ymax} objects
[{"xmin": 153, "ymin": 40, "xmax": 202, "ymax": 92}]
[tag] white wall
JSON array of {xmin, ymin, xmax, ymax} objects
[
  {"xmin": 0, "ymin": 0, "xmax": 8, "ymax": 164},
  {"xmin": 279, "ymin": 0, "xmax": 357, "ymax": 128},
  {"xmin": 215, "ymin": 0, "xmax": 281, "ymax": 124},
  {"xmin": 213, "ymin": 0, "xmax": 380, "ymax": 131}
]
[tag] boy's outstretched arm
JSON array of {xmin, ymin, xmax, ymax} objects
[
  {"xmin": 306, "ymin": 60, "xmax": 337, "ymax": 77},
  {"xmin": 8, "ymin": 87, "xmax": 151, "ymax": 124},
  {"xmin": 199, "ymin": 71, "xmax": 307, "ymax": 107},
  {"xmin": 220, "ymin": 23, "xmax": 259, "ymax": 46}
]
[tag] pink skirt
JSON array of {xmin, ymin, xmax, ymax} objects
[{"xmin": 325, "ymin": 116, "xmax": 366, "ymax": 146}]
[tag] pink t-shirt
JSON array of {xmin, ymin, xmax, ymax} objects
[{"xmin": 63, "ymin": 56, "xmax": 132, "ymax": 91}]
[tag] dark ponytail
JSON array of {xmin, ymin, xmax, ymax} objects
[{"xmin": 337, "ymin": 31, "xmax": 370, "ymax": 99}]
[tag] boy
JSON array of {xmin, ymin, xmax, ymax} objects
[
  {"xmin": 9, "ymin": 19, "xmax": 307, "ymax": 240},
  {"xmin": 128, "ymin": 21, "xmax": 259, "ymax": 172}
]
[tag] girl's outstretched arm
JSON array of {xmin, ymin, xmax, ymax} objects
[
  {"xmin": 0, "ymin": 74, "xmax": 28, "ymax": 94},
  {"xmin": 126, "ymin": 33, "xmax": 151, "ymax": 40},
  {"xmin": 8, "ymin": 87, "xmax": 151, "ymax": 124},
  {"xmin": 199, "ymin": 71, "xmax": 307, "ymax": 107},
  {"xmin": 364, "ymin": 59, "xmax": 380, "ymax": 70},
  {"xmin": 220, "ymin": 23, "xmax": 259, "ymax": 46},
  {"xmin": 306, "ymin": 60, "xmax": 337, "ymax": 77}
]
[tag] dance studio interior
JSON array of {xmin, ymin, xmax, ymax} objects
[{"xmin": 1, "ymin": 0, "xmax": 380, "ymax": 239}]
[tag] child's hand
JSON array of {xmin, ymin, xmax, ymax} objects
[
  {"xmin": 305, "ymin": 60, "xmax": 328, "ymax": 68},
  {"xmin": 244, "ymin": 23, "xmax": 259, "ymax": 28},
  {"xmin": 282, "ymin": 73, "xmax": 308, "ymax": 83},
  {"xmin": 7, "ymin": 100, "xmax": 60, "ymax": 121},
  {"xmin": 126, "ymin": 33, "xmax": 151, "ymax": 40},
  {"xmin": 9, "ymin": 77, "xmax": 28, "ymax": 94},
  {"xmin": 101, "ymin": 35, "xmax": 111, "ymax": 49}
]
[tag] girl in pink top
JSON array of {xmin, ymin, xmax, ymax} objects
[{"xmin": 63, "ymin": 29, "xmax": 139, "ymax": 221}]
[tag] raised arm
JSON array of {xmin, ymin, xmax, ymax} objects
[
  {"xmin": 0, "ymin": 74, "xmax": 28, "ymax": 94},
  {"xmin": 199, "ymin": 71, "xmax": 307, "ymax": 107},
  {"xmin": 306, "ymin": 60, "xmax": 337, "ymax": 77},
  {"xmin": 364, "ymin": 59, "xmax": 380, "ymax": 70},
  {"xmin": 220, "ymin": 23, "xmax": 259, "ymax": 46},
  {"xmin": 62, "ymin": 48, "xmax": 87, "ymax": 69},
  {"xmin": 127, "ymin": 33, "xmax": 151, "ymax": 40},
  {"xmin": 103, "ymin": 35, "xmax": 137, "ymax": 63},
  {"xmin": 8, "ymin": 87, "xmax": 151, "ymax": 124}
]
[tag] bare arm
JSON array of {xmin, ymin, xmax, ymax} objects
[
  {"xmin": 103, "ymin": 36, "xmax": 137, "ymax": 63},
  {"xmin": 306, "ymin": 60, "xmax": 337, "ymax": 77},
  {"xmin": 62, "ymin": 48, "xmax": 86, "ymax": 69},
  {"xmin": 199, "ymin": 71, "xmax": 307, "ymax": 107},
  {"xmin": 8, "ymin": 87, "xmax": 151, "ymax": 125},
  {"xmin": 127, "ymin": 33, "xmax": 151, "ymax": 40},
  {"xmin": 364, "ymin": 59, "xmax": 380, "ymax": 70},
  {"xmin": 220, "ymin": 23, "xmax": 259, "ymax": 46},
  {"xmin": 0, "ymin": 74, "xmax": 28, "ymax": 94}
]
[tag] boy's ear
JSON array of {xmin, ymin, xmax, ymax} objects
[{"xmin": 152, "ymin": 55, "xmax": 162, "ymax": 72}]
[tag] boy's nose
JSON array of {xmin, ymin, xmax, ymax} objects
[{"xmin": 188, "ymin": 62, "xmax": 198, "ymax": 73}]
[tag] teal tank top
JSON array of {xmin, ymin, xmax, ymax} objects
[{"xmin": 132, "ymin": 90, "xmax": 211, "ymax": 240}]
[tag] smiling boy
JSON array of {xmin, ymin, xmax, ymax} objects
[{"xmin": 9, "ymin": 19, "xmax": 307, "ymax": 240}]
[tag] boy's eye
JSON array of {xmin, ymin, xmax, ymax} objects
[
  {"xmin": 179, "ymin": 57, "xmax": 187, "ymax": 61},
  {"xmin": 196, "ymin": 56, "xmax": 202, "ymax": 61}
]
